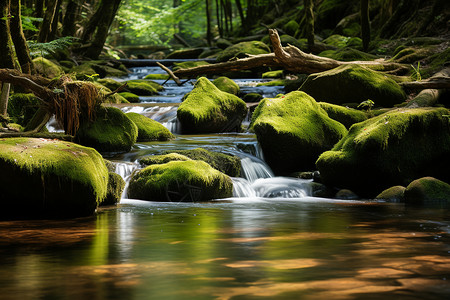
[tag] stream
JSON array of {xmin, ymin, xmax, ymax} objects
[{"xmin": 1, "ymin": 66, "xmax": 449, "ymax": 299}]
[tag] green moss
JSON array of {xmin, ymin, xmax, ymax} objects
[
  {"xmin": 262, "ymin": 70, "xmax": 284, "ymax": 78},
  {"xmin": 71, "ymin": 63, "xmax": 98, "ymax": 80},
  {"xmin": 216, "ymin": 38, "xmax": 233, "ymax": 49},
  {"xmin": 90, "ymin": 81, "xmax": 129, "ymax": 104},
  {"xmin": 212, "ymin": 76, "xmax": 240, "ymax": 95},
  {"xmin": 173, "ymin": 61, "xmax": 210, "ymax": 71},
  {"xmin": 283, "ymin": 20, "xmax": 299, "ymax": 36},
  {"xmin": 177, "ymin": 77, "xmax": 248, "ymax": 133},
  {"xmin": 319, "ymin": 102, "xmax": 368, "ymax": 128},
  {"xmin": 97, "ymin": 78, "xmax": 122, "ymax": 91},
  {"xmin": 165, "ymin": 48, "xmax": 204, "ymax": 59},
  {"xmin": 424, "ymin": 47, "xmax": 450, "ymax": 77},
  {"xmin": 216, "ymin": 41, "xmax": 270, "ymax": 62},
  {"xmin": 75, "ymin": 107, "xmax": 138, "ymax": 153},
  {"xmin": 318, "ymin": 48, "xmax": 378, "ymax": 61},
  {"xmin": 198, "ymin": 48, "xmax": 222, "ymax": 58},
  {"xmin": 390, "ymin": 47, "xmax": 432, "ymax": 64},
  {"xmin": 376, "ymin": 185, "xmax": 405, "ymax": 203},
  {"xmin": 300, "ymin": 65, "xmax": 406, "ymax": 107},
  {"xmin": 316, "ymin": 107, "xmax": 450, "ymax": 197},
  {"xmin": 33, "ymin": 57, "xmax": 63, "ymax": 79},
  {"xmin": 127, "ymin": 160, "xmax": 233, "ymax": 202},
  {"xmin": 0, "ymin": 138, "xmax": 108, "ymax": 218},
  {"xmin": 323, "ymin": 35, "xmax": 351, "ymax": 48},
  {"xmin": 7, "ymin": 93, "xmax": 40, "ymax": 126},
  {"xmin": 139, "ymin": 153, "xmax": 192, "ymax": 166},
  {"xmin": 249, "ymin": 91, "xmax": 348, "ymax": 173},
  {"xmin": 118, "ymin": 92, "xmax": 140, "ymax": 103},
  {"xmin": 163, "ymin": 148, "xmax": 241, "ymax": 177},
  {"xmin": 404, "ymin": 177, "xmax": 450, "ymax": 208},
  {"xmin": 243, "ymin": 93, "xmax": 263, "ymax": 103},
  {"xmin": 257, "ymin": 79, "xmax": 286, "ymax": 87},
  {"xmin": 125, "ymin": 79, "xmax": 163, "ymax": 96},
  {"xmin": 280, "ymin": 35, "xmax": 306, "ymax": 50},
  {"xmin": 125, "ymin": 112, "xmax": 175, "ymax": 142},
  {"xmin": 144, "ymin": 74, "xmax": 170, "ymax": 80},
  {"xmin": 101, "ymin": 172, "xmax": 125, "ymax": 206}
]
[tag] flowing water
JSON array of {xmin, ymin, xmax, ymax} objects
[{"xmin": 2, "ymin": 66, "xmax": 450, "ymax": 299}]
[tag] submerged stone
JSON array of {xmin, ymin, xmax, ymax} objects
[
  {"xmin": 125, "ymin": 112, "xmax": 175, "ymax": 142},
  {"xmin": 316, "ymin": 107, "xmax": 450, "ymax": 197},
  {"xmin": 249, "ymin": 91, "xmax": 348, "ymax": 174},
  {"xmin": 75, "ymin": 107, "xmax": 138, "ymax": 153},
  {"xmin": 177, "ymin": 77, "xmax": 247, "ymax": 133},
  {"xmin": 212, "ymin": 76, "xmax": 240, "ymax": 95},
  {"xmin": 127, "ymin": 160, "xmax": 233, "ymax": 202},
  {"xmin": 300, "ymin": 65, "xmax": 406, "ymax": 107},
  {"xmin": 0, "ymin": 138, "xmax": 108, "ymax": 219},
  {"xmin": 217, "ymin": 41, "xmax": 270, "ymax": 62}
]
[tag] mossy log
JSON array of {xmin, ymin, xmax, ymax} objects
[{"xmin": 173, "ymin": 29, "xmax": 409, "ymax": 78}]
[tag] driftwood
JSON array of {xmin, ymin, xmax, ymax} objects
[
  {"xmin": 156, "ymin": 62, "xmax": 182, "ymax": 86},
  {"xmin": 405, "ymin": 68, "xmax": 450, "ymax": 108},
  {"xmin": 173, "ymin": 29, "xmax": 409, "ymax": 78}
]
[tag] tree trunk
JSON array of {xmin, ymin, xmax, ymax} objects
[
  {"xmin": 48, "ymin": 0, "xmax": 62, "ymax": 41},
  {"xmin": 304, "ymin": 0, "xmax": 314, "ymax": 51},
  {"xmin": 205, "ymin": 0, "xmax": 212, "ymax": 46},
  {"xmin": 62, "ymin": 0, "xmax": 80, "ymax": 36},
  {"xmin": 0, "ymin": 0, "xmax": 14, "ymax": 119},
  {"xmin": 84, "ymin": 0, "xmax": 122, "ymax": 59},
  {"xmin": 360, "ymin": 0, "xmax": 370, "ymax": 51},
  {"xmin": 235, "ymin": 0, "xmax": 245, "ymax": 31},
  {"xmin": 215, "ymin": 0, "xmax": 223, "ymax": 37},
  {"xmin": 10, "ymin": 0, "xmax": 34, "ymax": 74},
  {"xmin": 81, "ymin": 0, "xmax": 103, "ymax": 43}
]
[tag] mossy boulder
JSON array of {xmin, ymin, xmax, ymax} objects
[
  {"xmin": 300, "ymin": 65, "xmax": 406, "ymax": 107},
  {"xmin": 101, "ymin": 172, "xmax": 125, "ymax": 206},
  {"xmin": 161, "ymin": 148, "xmax": 241, "ymax": 177},
  {"xmin": 177, "ymin": 77, "xmax": 248, "ymax": 133},
  {"xmin": 316, "ymin": 108, "xmax": 450, "ymax": 197},
  {"xmin": 249, "ymin": 91, "xmax": 348, "ymax": 174},
  {"xmin": 318, "ymin": 102, "xmax": 368, "ymax": 129},
  {"xmin": 243, "ymin": 93, "xmax": 263, "ymax": 103},
  {"xmin": 212, "ymin": 76, "xmax": 240, "ymax": 95},
  {"xmin": 144, "ymin": 74, "xmax": 170, "ymax": 80},
  {"xmin": 71, "ymin": 63, "xmax": 98, "ymax": 80},
  {"xmin": 7, "ymin": 93, "xmax": 40, "ymax": 126},
  {"xmin": 404, "ymin": 177, "xmax": 450, "ymax": 208},
  {"xmin": 97, "ymin": 78, "xmax": 122, "ymax": 91},
  {"xmin": 216, "ymin": 38, "xmax": 233, "ymax": 49},
  {"xmin": 262, "ymin": 70, "xmax": 284, "ymax": 78},
  {"xmin": 217, "ymin": 41, "xmax": 270, "ymax": 62},
  {"xmin": 125, "ymin": 112, "xmax": 175, "ymax": 142},
  {"xmin": 127, "ymin": 160, "xmax": 233, "ymax": 202},
  {"xmin": 118, "ymin": 92, "xmax": 140, "ymax": 103},
  {"xmin": 283, "ymin": 20, "xmax": 299, "ymax": 36},
  {"xmin": 0, "ymin": 138, "xmax": 108, "ymax": 219},
  {"xmin": 139, "ymin": 153, "xmax": 192, "ymax": 166},
  {"xmin": 318, "ymin": 48, "xmax": 378, "ymax": 61},
  {"xmin": 173, "ymin": 61, "xmax": 210, "ymax": 71},
  {"xmin": 90, "ymin": 81, "xmax": 128, "ymax": 104},
  {"xmin": 376, "ymin": 186, "xmax": 406, "ymax": 203},
  {"xmin": 75, "ymin": 107, "xmax": 138, "ymax": 153},
  {"xmin": 124, "ymin": 79, "xmax": 163, "ymax": 96},
  {"xmin": 257, "ymin": 79, "xmax": 286, "ymax": 87},
  {"xmin": 166, "ymin": 48, "xmax": 205, "ymax": 59},
  {"xmin": 33, "ymin": 57, "xmax": 64, "ymax": 79}
]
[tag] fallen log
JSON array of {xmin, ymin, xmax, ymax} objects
[
  {"xmin": 405, "ymin": 68, "xmax": 450, "ymax": 108},
  {"xmin": 173, "ymin": 29, "xmax": 409, "ymax": 78}
]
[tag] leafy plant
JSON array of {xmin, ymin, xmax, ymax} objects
[
  {"xmin": 410, "ymin": 62, "xmax": 422, "ymax": 81},
  {"xmin": 358, "ymin": 99, "xmax": 375, "ymax": 113},
  {"xmin": 27, "ymin": 36, "xmax": 79, "ymax": 58}
]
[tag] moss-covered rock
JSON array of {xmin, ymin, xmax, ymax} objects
[
  {"xmin": 101, "ymin": 172, "xmax": 125, "ymax": 206},
  {"xmin": 118, "ymin": 92, "xmax": 140, "ymax": 103},
  {"xmin": 318, "ymin": 102, "xmax": 368, "ymax": 128},
  {"xmin": 97, "ymin": 78, "xmax": 122, "ymax": 91},
  {"xmin": 75, "ymin": 107, "xmax": 138, "ymax": 153},
  {"xmin": 127, "ymin": 160, "xmax": 233, "ymax": 202},
  {"xmin": 125, "ymin": 112, "xmax": 175, "ymax": 142},
  {"xmin": 71, "ymin": 63, "xmax": 98, "ymax": 80},
  {"xmin": 318, "ymin": 48, "xmax": 378, "ymax": 61},
  {"xmin": 0, "ymin": 138, "xmax": 108, "ymax": 219},
  {"xmin": 90, "ymin": 81, "xmax": 129, "ymax": 104},
  {"xmin": 33, "ymin": 57, "xmax": 64, "ymax": 79},
  {"xmin": 125, "ymin": 79, "xmax": 163, "ymax": 96},
  {"xmin": 243, "ymin": 93, "xmax": 263, "ymax": 103},
  {"xmin": 7, "ymin": 93, "xmax": 40, "ymax": 127},
  {"xmin": 257, "ymin": 79, "xmax": 286, "ymax": 87},
  {"xmin": 161, "ymin": 148, "xmax": 241, "ymax": 177},
  {"xmin": 139, "ymin": 153, "xmax": 192, "ymax": 166},
  {"xmin": 404, "ymin": 177, "xmax": 450, "ymax": 208},
  {"xmin": 177, "ymin": 77, "xmax": 248, "ymax": 133},
  {"xmin": 376, "ymin": 185, "xmax": 406, "ymax": 203},
  {"xmin": 280, "ymin": 35, "xmax": 307, "ymax": 50},
  {"xmin": 323, "ymin": 35, "xmax": 362, "ymax": 49},
  {"xmin": 283, "ymin": 20, "xmax": 299, "ymax": 36},
  {"xmin": 249, "ymin": 91, "xmax": 348, "ymax": 174},
  {"xmin": 173, "ymin": 60, "xmax": 211, "ymax": 71},
  {"xmin": 262, "ymin": 70, "xmax": 284, "ymax": 78},
  {"xmin": 143, "ymin": 74, "xmax": 170, "ymax": 80},
  {"xmin": 316, "ymin": 107, "xmax": 450, "ymax": 197},
  {"xmin": 216, "ymin": 38, "xmax": 233, "ymax": 49},
  {"xmin": 390, "ymin": 47, "xmax": 433, "ymax": 64},
  {"xmin": 166, "ymin": 48, "xmax": 205, "ymax": 59},
  {"xmin": 212, "ymin": 76, "xmax": 240, "ymax": 95},
  {"xmin": 300, "ymin": 65, "xmax": 406, "ymax": 107},
  {"xmin": 216, "ymin": 41, "xmax": 270, "ymax": 62}
]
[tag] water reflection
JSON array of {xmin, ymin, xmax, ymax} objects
[{"xmin": 1, "ymin": 201, "xmax": 449, "ymax": 299}]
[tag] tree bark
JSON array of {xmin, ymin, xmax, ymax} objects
[
  {"xmin": 62, "ymin": 0, "xmax": 80, "ymax": 36},
  {"xmin": 304, "ymin": 0, "xmax": 315, "ymax": 51},
  {"xmin": 38, "ymin": 0, "xmax": 59, "ymax": 42},
  {"xmin": 235, "ymin": 0, "xmax": 245, "ymax": 31},
  {"xmin": 48, "ymin": 0, "xmax": 62, "ymax": 41},
  {"xmin": 0, "ymin": 0, "xmax": 14, "ymax": 69},
  {"xmin": 10, "ymin": 0, "xmax": 34, "ymax": 74},
  {"xmin": 360, "ymin": 0, "xmax": 370, "ymax": 51},
  {"xmin": 205, "ymin": 0, "xmax": 212, "ymax": 46}
]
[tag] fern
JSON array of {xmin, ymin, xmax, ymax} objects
[
  {"xmin": 27, "ymin": 36, "xmax": 79, "ymax": 58},
  {"xmin": 21, "ymin": 15, "xmax": 42, "ymax": 32}
]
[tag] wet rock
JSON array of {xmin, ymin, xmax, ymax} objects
[
  {"xmin": 124, "ymin": 79, "xmax": 163, "ymax": 96},
  {"xmin": 139, "ymin": 153, "xmax": 192, "ymax": 166},
  {"xmin": 216, "ymin": 38, "xmax": 233, "ymax": 50},
  {"xmin": 75, "ymin": 107, "xmax": 138, "ymax": 153},
  {"xmin": 33, "ymin": 57, "xmax": 63, "ymax": 79},
  {"xmin": 242, "ymin": 93, "xmax": 263, "ymax": 103},
  {"xmin": 212, "ymin": 76, "xmax": 240, "ymax": 95},
  {"xmin": 317, "ymin": 107, "xmax": 450, "ymax": 197},
  {"xmin": 376, "ymin": 185, "xmax": 406, "ymax": 203},
  {"xmin": 335, "ymin": 189, "xmax": 359, "ymax": 200},
  {"xmin": 101, "ymin": 172, "xmax": 125, "ymax": 206},
  {"xmin": 262, "ymin": 70, "xmax": 284, "ymax": 79},
  {"xmin": 249, "ymin": 91, "xmax": 347, "ymax": 174},
  {"xmin": 318, "ymin": 102, "xmax": 368, "ymax": 129},
  {"xmin": 311, "ymin": 182, "xmax": 336, "ymax": 198},
  {"xmin": 127, "ymin": 160, "xmax": 233, "ymax": 202},
  {"xmin": 118, "ymin": 92, "xmax": 139, "ymax": 103},
  {"xmin": 177, "ymin": 77, "xmax": 247, "ymax": 134},
  {"xmin": 300, "ymin": 65, "xmax": 406, "ymax": 107},
  {"xmin": 0, "ymin": 138, "xmax": 108, "ymax": 219},
  {"xmin": 404, "ymin": 177, "xmax": 450, "ymax": 208},
  {"xmin": 166, "ymin": 48, "xmax": 205, "ymax": 59},
  {"xmin": 125, "ymin": 112, "xmax": 175, "ymax": 142},
  {"xmin": 217, "ymin": 41, "xmax": 270, "ymax": 62}
]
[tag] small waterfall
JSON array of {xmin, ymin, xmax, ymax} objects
[
  {"xmin": 113, "ymin": 162, "xmax": 140, "ymax": 199},
  {"xmin": 120, "ymin": 105, "xmax": 181, "ymax": 134},
  {"xmin": 232, "ymin": 177, "xmax": 312, "ymax": 198},
  {"xmin": 240, "ymin": 157, "xmax": 273, "ymax": 182},
  {"xmin": 232, "ymin": 177, "xmax": 257, "ymax": 198},
  {"xmin": 46, "ymin": 116, "xmax": 64, "ymax": 133}
]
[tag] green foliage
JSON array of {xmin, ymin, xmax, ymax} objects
[
  {"xmin": 410, "ymin": 62, "xmax": 422, "ymax": 81},
  {"xmin": 28, "ymin": 36, "xmax": 79, "ymax": 58},
  {"xmin": 357, "ymin": 99, "xmax": 375, "ymax": 111},
  {"xmin": 21, "ymin": 15, "xmax": 42, "ymax": 32}
]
